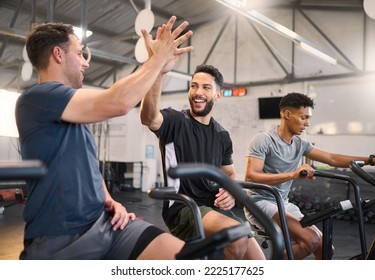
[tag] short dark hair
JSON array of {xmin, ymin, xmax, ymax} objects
[
  {"xmin": 193, "ymin": 64, "xmax": 224, "ymax": 90},
  {"xmin": 26, "ymin": 22, "xmax": 75, "ymax": 70},
  {"xmin": 279, "ymin": 92, "xmax": 314, "ymax": 110}
]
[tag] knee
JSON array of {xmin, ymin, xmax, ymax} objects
[
  {"xmin": 300, "ymin": 230, "xmax": 321, "ymax": 254},
  {"xmin": 224, "ymin": 236, "xmax": 248, "ymax": 259}
]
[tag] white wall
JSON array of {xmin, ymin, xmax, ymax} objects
[
  {"xmin": 0, "ymin": 136, "xmax": 20, "ymax": 161},
  {"xmin": 139, "ymin": 76, "xmax": 375, "ymax": 182},
  {"xmin": 3, "ymin": 76, "xmax": 373, "ymax": 188}
]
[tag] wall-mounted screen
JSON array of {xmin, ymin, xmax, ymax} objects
[{"xmin": 258, "ymin": 97, "xmax": 282, "ymax": 119}]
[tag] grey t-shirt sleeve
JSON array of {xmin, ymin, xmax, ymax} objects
[
  {"xmin": 301, "ymin": 137, "xmax": 314, "ymax": 156},
  {"xmin": 247, "ymin": 132, "xmax": 270, "ymax": 160}
]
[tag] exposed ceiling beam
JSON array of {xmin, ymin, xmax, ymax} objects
[
  {"xmin": 0, "ymin": 26, "xmax": 27, "ymax": 42},
  {"xmin": 0, "ymin": 1, "xmax": 122, "ymax": 39},
  {"xmin": 89, "ymin": 48, "xmax": 139, "ymax": 65},
  {"xmin": 212, "ymin": 0, "xmax": 364, "ymax": 71}
]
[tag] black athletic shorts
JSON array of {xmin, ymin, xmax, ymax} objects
[{"xmin": 19, "ymin": 211, "xmax": 164, "ymax": 259}]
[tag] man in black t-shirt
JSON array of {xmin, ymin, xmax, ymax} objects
[{"xmin": 140, "ymin": 64, "xmax": 265, "ymax": 260}]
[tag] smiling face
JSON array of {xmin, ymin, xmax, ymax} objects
[{"xmin": 188, "ymin": 72, "xmax": 221, "ymax": 118}]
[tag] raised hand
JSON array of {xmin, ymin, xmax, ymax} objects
[{"xmin": 142, "ymin": 16, "xmax": 193, "ymax": 73}]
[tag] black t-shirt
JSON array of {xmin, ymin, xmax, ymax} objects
[{"xmin": 153, "ymin": 108, "xmax": 233, "ymax": 225}]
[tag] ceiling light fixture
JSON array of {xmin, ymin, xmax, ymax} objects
[
  {"xmin": 298, "ymin": 42, "xmax": 337, "ymax": 65},
  {"xmin": 21, "ymin": 45, "xmax": 33, "ymax": 81},
  {"xmin": 364, "ymin": 0, "xmax": 375, "ymax": 19},
  {"xmin": 247, "ymin": 10, "xmax": 300, "ymax": 41},
  {"xmin": 73, "ymin": 26, "xmax": 93, "ymax": 41},
  {"xmin": 214, "ymin": 0, "xmax": 337, "ymax": 65},
  {"xmin": 134, "ymin": 0, "xmax": 154, "ymax": 63},
  {"xmin": 226, "ymin": 0, "xmax": 247, "ymax": 7}
]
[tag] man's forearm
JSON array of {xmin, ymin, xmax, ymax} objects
[{"xmin": 140, "ymin": 74, "xmax": 164, "ymax": 128}]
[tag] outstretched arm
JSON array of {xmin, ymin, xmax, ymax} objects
[
  {"xmin": 140, "ymin": 18, "xmax": 193, "ymax": 131},
  {"xmin": 62, "ymin": 16, "xmax": 193, "ymax": 124},
  {"xmin": 140, "ymin": 73, "xmax": 165, "ymax": 131},
  {"xmin": 306, "ymin": 147, "xmax": 369, "ymax": 167},
  {"xmin": 244, "ymin": 156, "xmax": 308, "ymax": 185}
]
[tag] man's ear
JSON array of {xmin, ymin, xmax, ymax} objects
[
  {"xmin": 215, "ymin": 89, "xmax": 223, "ymax": 101},
  {"xmin": 52, "ymin": 46, "xmax": 63, "ymax": 64},
  {"xmin": 283, "ymin": 109, "xmax": 292, "ymax": 120}
]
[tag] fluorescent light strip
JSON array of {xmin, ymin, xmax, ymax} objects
[
  {"xmin": 298, "ymin": 42, "xmax": 337, "ymax": 65},
  {"xmin": 247, "ymin": 10, "xmax": 300, "ymax": 41},
  {"xmin": 214, "ymin": 0, "xmax": 337, "ymax": 65},
  {"xmin": 214, "ymin": 0, "xmax": 299, "ymax": 40}
]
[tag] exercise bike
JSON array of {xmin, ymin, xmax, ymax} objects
[
  {"xmin": 237, "ymin": 181, "xmax": 295, "ymax": 259},
  {"xmin": 0, "ymin": 160, "xmax": 47, "ymax": 214},
  {"xmin": 239, "ymin": 169, "xmax": 358, "ymax": 260},
  {"xmin": 240, "ymin": 171, "xmax": 353, "ymax": 260},
  {"xmin": 349, "ymin": 160, "xmax": 375, "ymax": 260},
  {"xmin": 148, "ymin": 163, "xmax": 284, "ymax": 260},
  {"xmin": 298, "ymin": 169, "xmax": 368, "ymax": 259}
]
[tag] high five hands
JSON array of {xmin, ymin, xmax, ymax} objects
[{"xmin": 142, "ymin": 16, "xmax": 193, "ymax": 73}]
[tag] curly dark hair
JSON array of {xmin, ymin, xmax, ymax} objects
[
  {"xmin": 279, "ymin": 92, "xmax": 314, "ymax": 110},
  {"xmin": 193, "ymin": 64, "xmax": 224, "ymax": 90},
  {"xmin": 26, "ymin": 22, "xmax": 74, "ymax": 71}
]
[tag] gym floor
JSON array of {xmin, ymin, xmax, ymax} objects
[{"xmin": 1, "ymin": 187, "xmax": 374, "ymax": 260}]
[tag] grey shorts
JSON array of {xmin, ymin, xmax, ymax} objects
[
  {"xmin": 20, "ymin": 211, "xmax": 164, "ymax": 260},
  {"xmin": 244, "ymin": 200, "xmax": 304, "ymax": 230},
  {"xmin": 169, "ymin": 206, "xmax": 244, "ymax": 241}
]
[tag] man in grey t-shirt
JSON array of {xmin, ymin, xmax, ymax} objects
[{"xmin": 244, "ymin": 92, "xmax": 372, "ymax": 260}]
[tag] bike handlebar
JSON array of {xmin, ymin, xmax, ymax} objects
[
  {"xmin": 349, "ymin": 160, "xmax": 375, "ymax": 187},
  {"xmin": 148, "ymin": 187, "xmax": 205, "ymax": 240}
]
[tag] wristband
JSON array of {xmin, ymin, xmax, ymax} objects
[{"xmin": 369, "ymin": 154, "xmax": 375, "ymax": 166}]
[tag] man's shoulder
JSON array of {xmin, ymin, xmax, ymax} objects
[
  {"xmin": 293, "ymin": 134, "xmax": 312, "ymax": 149},
  {"xmin": 161, "ymin": 107, "xmax": 185, "ymax": 116},
  {"xmin": 25, "ymin": 81, "xmax": 67, "ymax": 91},
  {"xmin": 160, "ymin": 108, "xmax": 189, "ymax": 123},
  {"xmin": 211, "ymin": 117, "xmax": 229, "ymax": 133},
  {"xmin": 252, "ymin": 130, "xmax": 273, "ymax": 140},
  {"xmin": 21, "ymin": 82, "xmax": 74, "ymax": 98},
  {"xmin": 17, "ymin": 82, "xmax": 76, "ymax": 118}
]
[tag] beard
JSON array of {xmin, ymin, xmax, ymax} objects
[
  {"xmin": 67, "ymin": 74, "xmax": 83, "ymax": 89},
  {"xmin": 189, "ymin": 98, "xmax": 214, "ymax": 117},
  {"xmin": 71, "ymin": 80, "xmax": 83, "ymax": 89}
]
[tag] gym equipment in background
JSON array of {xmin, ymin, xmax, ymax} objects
[
  {"xmin": 349, "ymin": 160, "xmax": 375, "ymax": 260},
  {"xmin": 299, "ymin": 169, "xmax": 369, "ymax": 259},
  {"xmin": 0, "ymin": 160, "xmax": 47, "ymax": 214}
]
